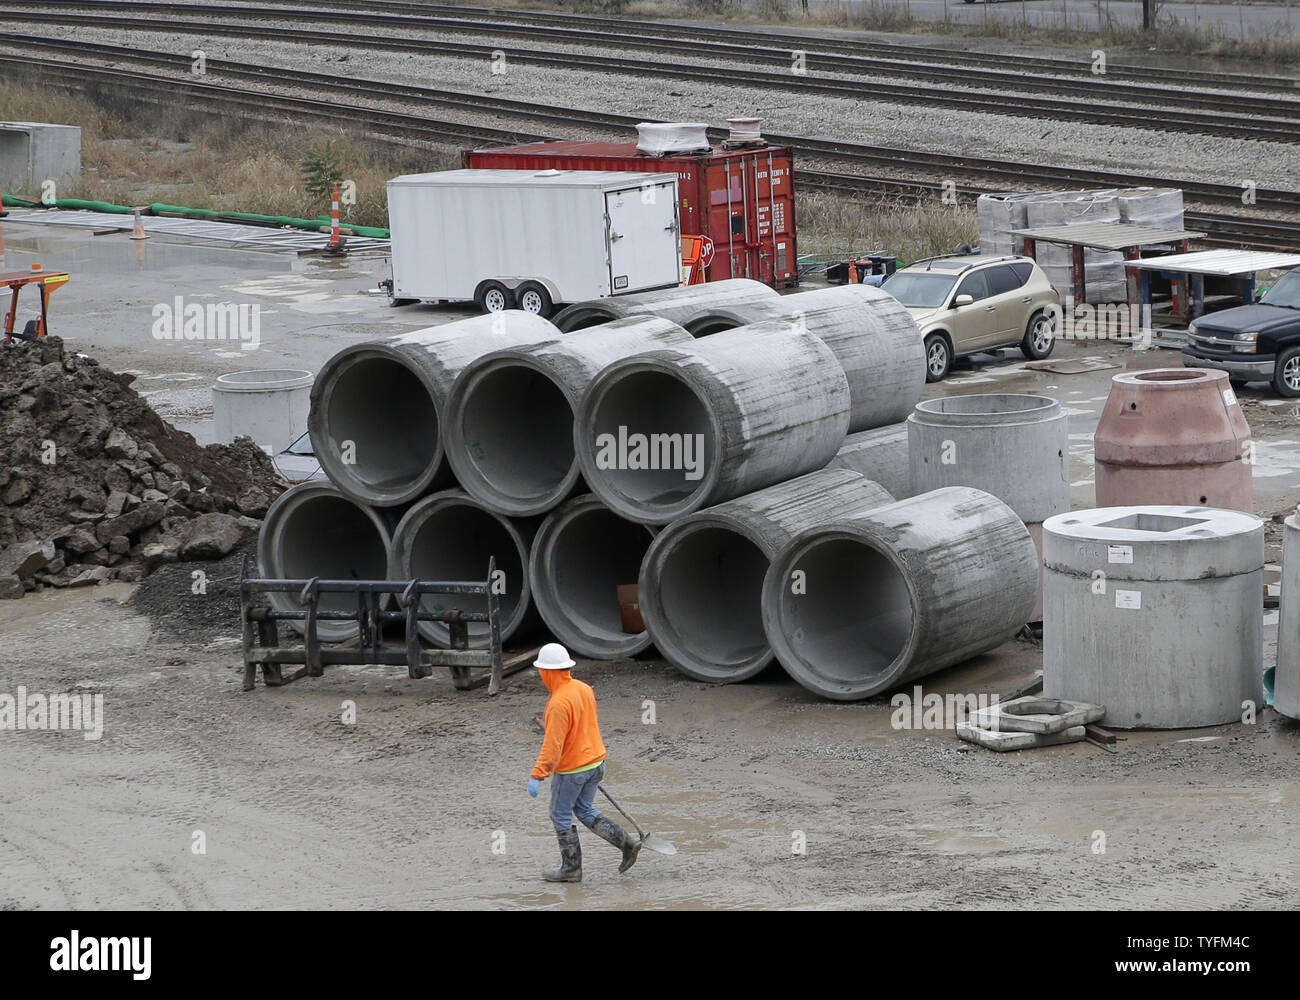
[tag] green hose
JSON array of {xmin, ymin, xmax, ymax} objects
[{"xmin": 1, "ymin": 194, "xmax": 390, "ymax": 238}]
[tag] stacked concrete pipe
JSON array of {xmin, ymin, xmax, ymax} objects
[
  {"xmin": 683, "ymin": 284, "xmax": 925, "ymax": 432},
  {"xmin": 529, "ymin": 494, "xmax": 657, "ymax": 659},
  {"xmin": 389, "ymin": 490, "xmax": 537, "ymax": 648},
  {"xmin": 1093, "ymin": 368, "xmax": 1253, "ymax": 513},
  {"xmin": 308, "ymin": 312, "xmax": 558, "ymax": 507},
  {"xmin": 444, "ymin": 316, "xmax": 693, "ymax": 516},
  {"xmin": 575, "ymin": 324, "xmax": 851, "ymax": 525},
  {"xmin": 552, "ymin": 277, "xmax": 779, "ymax": 332},
  {"xmin": 826, "ymin": 422, "xmax": 912, "ymax": 500},
  {"xmin": 640, "ymin": 469, "xmax": 894, "ymax": 683},
  {"xmin": 258, "ymin": 481, "xmax": 397, "ymax": 641},
  {"xmin": 761, "ymin": 487, "xmax": 1039, "ymax": 701},
  {"xmin": 1276, "ymin": 511, "xmax": 1300, "ymax": 721},
  {"xmin": 908, "ymin": 393, "xmax": 1069, "ymax": 619},
  {"xmin": 1042, "ymin": 505, "xmax": 1264, "ymax": 728}
]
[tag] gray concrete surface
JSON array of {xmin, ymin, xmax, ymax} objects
[
  {"xmin": 576, "ymin": 325, "xmax": 851, "ymax": 522},
  {"xmin": 640, "ymin": 468, "xmax": 894, "ymax": 682},
  {"xmin": 444, "ymin": 317, "xmax": 693, "ymax": 516},
  {"xmin": 909, "ymin": 392, "xmax": 1070, "ymax": 523},
  {"xmin": 763, "ymin": 486, "xmax": 1040, "ymax": 699},
  {"xmin": 1043, "ymin": 505, "xmax": 1265, "ymax": 727}
]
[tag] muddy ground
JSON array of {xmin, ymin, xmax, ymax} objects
[{"xmin": 3, "ymin": 490, "xmax": 1298, "ymax": 910}]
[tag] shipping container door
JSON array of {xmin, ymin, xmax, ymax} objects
[{"xmin": 605, "ymin": 182, "xmax": 681, "ymax": 294}]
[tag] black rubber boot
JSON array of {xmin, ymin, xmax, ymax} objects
[
  {"xmin": 542, "ymin": 827, "xmax": 582, "ymax": 883},
  {"xmin": 591, "ymin": 814, "xmax": 641, "ymax": 874}
]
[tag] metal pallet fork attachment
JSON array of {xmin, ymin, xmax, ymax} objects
[{"xmin": 239, "ymin": 557, "xmax": 531, "ymax": 695}]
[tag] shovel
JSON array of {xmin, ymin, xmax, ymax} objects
[{"xmin": 599, "ymin": 785, "xmax": 677, "ymax": 855}]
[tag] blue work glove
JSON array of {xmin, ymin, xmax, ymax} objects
[{"xmin": 528, "ymin": 778, "xmax": 542, "ymax": 798}]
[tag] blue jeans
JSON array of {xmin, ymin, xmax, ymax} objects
[{"xmin": 548, "ymin": 761, "xmax": 606, "ymax": 833}]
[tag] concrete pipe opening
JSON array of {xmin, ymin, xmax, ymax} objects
[
  {"xmin": 1132, "ymin": 370, "xmax": 1209, "ymax": 382},
  {"xmin": 553, "ymin": 305, "xmax": 620, "ymax": 332},
  {"xmin": 391, "ymin": 494, "xmax": 532, "ymax": 647},
  {"xmin": 772, "ymin": 535, "xmax": 913, "ymax": 692},
  {"xmin": 258, "ymin": 483, "xmax": 393, "ymax": 642},
  {"xmin": 315, "ymin": 352, "xmax": 438, "ymax": 504},
  {"xmin": 583, "ymin": 367, "xmax": 717, "ymax": 519},
  {"xmin": 650, "ymin": 523, "xmax": 771, "ymax": 681},
  {"xmin": 530, "ymin": 497, "xmax": 655, "ymax": 659},
  {"xmin": 455, "ymin": 361, "xmax": 575, "ymax": 514},
  {"xmin": 913, "ymin": 393, "xmax": 1058, "ymax": 421}
]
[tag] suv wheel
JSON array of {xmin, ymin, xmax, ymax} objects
[
  {"xmin": 1020, "ymin": 309, "xmax": 1056, "ymax": 360},
  {"xmin": 924, "ymin": 334, "xmax": 951, "ymax": 383},
  {"xmin": 1273, "ymin": 345, "xmax": 1300, "ymax": 398}
]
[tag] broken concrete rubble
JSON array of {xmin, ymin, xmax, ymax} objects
[{"xmin": 0, "ymin": 337, "xmax": 286, "ymax": 596}]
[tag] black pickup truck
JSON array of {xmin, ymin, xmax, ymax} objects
[{"xmin": 1182, "ymin": 266, "xmax": 1300, "ymax": 397}]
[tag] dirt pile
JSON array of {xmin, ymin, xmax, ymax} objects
[{"xmin": 0, "ymin": 336, "xmax": 285, "ymax": 596}]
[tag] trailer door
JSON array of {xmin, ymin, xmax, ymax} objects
[{"xmin": 605, "ymin": 180, "xmax": 681, "ymax": 294}]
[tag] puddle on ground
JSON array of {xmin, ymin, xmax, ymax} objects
[{"xmin": 0, "ymin": 223, "xmax": 301, "ymax": 276}]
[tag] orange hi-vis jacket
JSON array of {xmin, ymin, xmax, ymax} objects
[{"xmin": 531, "ymin": 670, "xmax": 607, "ymax": 780}]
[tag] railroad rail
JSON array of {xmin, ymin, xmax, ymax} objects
[
  {"xmin": 24, "ymin": 0, "xmax": 1300, "ymax": 96},
  {"xmin": 2, "ymin": 38, "xmax": 1296, "ymax": 248},
  {"xmin": 8, "ymin": 1, "xmax": 1300, "ymax": 143}
]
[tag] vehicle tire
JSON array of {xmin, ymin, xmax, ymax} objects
[
  {"xmin": 924, "ymin": 333, "xmax": 952, "ymax": 383},
  {"xmin": 1273, "ymin": 345, "xmax": 1300, "ymax": 398},
  {"xmin": 1020, "ymin": 309, "xmax": 1056, "ymax": 360},
  {"xmin": 475, "ymin": 280, "xmax": 513, "ymax": 314},
  {"xmin": 515, "ymin": 281, "xmax": 553, "ymax": 317}
]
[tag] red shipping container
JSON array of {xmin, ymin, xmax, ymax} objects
[{"xmin": 463, "ymin": 140, "xmax": 798, "ymax": 289}]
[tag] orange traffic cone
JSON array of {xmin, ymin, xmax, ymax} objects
[
  {"xmin": 129, "ymin": 208, "xmax": 149, "ymax": 240},
  {"xmin": 325, "ymin": 181, "xmax": 347, "ymax": 256}
]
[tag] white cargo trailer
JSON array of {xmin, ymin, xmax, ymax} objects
[{"xmin": 385, "ymin": 168, "xmax": 682, "ymax": 316}]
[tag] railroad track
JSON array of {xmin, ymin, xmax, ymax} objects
[
  {"xmin": 9, "ymin": 1, "xmax": 1300, "ymax": 143},
  {"xmin": 27, "ymin": 0, "xmax": 1300, "ymax": 97},
  {"xmin": 2, "ymin": 40, "xmax": 1296, "ymax": 248}
]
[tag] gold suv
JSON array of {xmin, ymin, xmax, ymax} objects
[{"xmin": 880, "ymin": 254, "xmax": 1061, "ymax": 382}]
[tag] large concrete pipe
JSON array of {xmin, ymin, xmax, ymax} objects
[
  {"xmin": 909, "ymin": 393, "xmax": 1070, "ymax": 619},
  {"xmin": 444, "ymin": 316, "xmax": 693, "ymax": 516},
  {"xmin": 826, "ymin": 423, "xmax": 912, "ymax": 499},
  {"xmin": 640, "ymin": 469, "xmax": 894, "ymax": 683},
  {"xmin": 389, "ymin": 490, "xmax": 537, "ymax": 647},
  {"xmin": 575, "ymin": 325, "xmax": 851, "ymax": 525},
  {"xmin": 308, "ymin": 312, "xmax": 558, "ymax": 507},
  {"xmin": 529, "ymin": 494, "xmax": 656, "ymax": 660},
  {"xmin": 552, "ymin": 278, "xmax": 779, "ymax": 332},
  {"xmin": 1094, "ymin": 368, "xmax": 1253, "ymax": 513},
  {"xmin": 685, "ymin": 285, "xmax": 925, "ymax": 431},
  {"xmin": 1042, "ymin": 506, "xmax": 1264, "ymax": 728},
  {"xmin": 762, "ymin": 487, "xmax": 1039, "ymax": 701},
  {"xmin": 1276, "ymin": 511, "xmax": 1300, "ymax": 721},
  {"xmin": 258, "ymin": 481, "xmax": 395, "ymax": 641}
]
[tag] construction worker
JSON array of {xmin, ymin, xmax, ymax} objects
[{"xmin": 528, "ymin": 642, "xmax": 640, "ymax": 882}]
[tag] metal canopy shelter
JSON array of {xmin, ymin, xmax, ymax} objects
[
  {"xmin": 1013, "ymin": 222, "xmax": 1205, "ymax": 305},
  {"xmin": 1125, "ymin": 249, "xmax": 1300, "ymax": 320}
]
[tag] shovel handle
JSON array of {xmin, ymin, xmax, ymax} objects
[{"xmin": 598, "ymin": 785, "xmax": 647, "ymax": 841}]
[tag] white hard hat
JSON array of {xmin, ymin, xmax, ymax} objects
[{"xmin": 534, "ymin": 642, "xmax": 576, "ymax": 670}]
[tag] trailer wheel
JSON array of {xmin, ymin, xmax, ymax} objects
[
  {"xmin": 475, "ymin": 280, "xmax": 513, "ymax": 313},
  {"xmin": 515, "ymin": 281, "xmax": 553, "ymax": 317}
]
